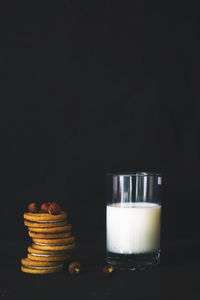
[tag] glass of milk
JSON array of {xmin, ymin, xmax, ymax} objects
[{"xmin": 106, "ymin": 172, "xmax": 162, "ymax": 270}]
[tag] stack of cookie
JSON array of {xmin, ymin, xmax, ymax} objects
[{"xmin": 21, "ymin": 202, "xmax": 75, "ymax": 274}]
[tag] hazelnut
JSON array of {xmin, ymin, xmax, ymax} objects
[
  {"xmin": 28, "ymin": 202, "xmax": 39, "ymax": 213},
  {"xmin": 48, "ymin": 202, "xmax": 61, "ymax": 215},
  {"xmin": 68, "ymin": 262, "xmax": 82, "ymax": 275},
  {"xmin": 41, "ymin": 202, "xmax": 51, "ymax": 213},
  {"xmin": 102, "ymin": 265, "xmax": 115, "ymax": 277}
]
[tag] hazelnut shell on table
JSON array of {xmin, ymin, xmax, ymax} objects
[
  {"xmin": 102, "ymin": 265, "xmax": 115, "ymax": 277},
  {"xmin": 68, "ymin": 262, "xmax": 82, "ymax": 275}
]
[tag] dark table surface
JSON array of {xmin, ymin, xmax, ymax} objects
[{"xmin": 1, "ymin": 234, "xmax": 200, "ymax": 300}]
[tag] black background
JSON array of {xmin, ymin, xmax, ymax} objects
[{"xmin": 1, "ymin": 1, "xmax": 200, "ymax": 299}]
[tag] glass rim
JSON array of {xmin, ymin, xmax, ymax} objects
[{"xmin": 107, "ymin": 171, "xmax": 162, "ymax": 177}]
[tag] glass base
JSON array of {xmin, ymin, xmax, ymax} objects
[{"xmin": 106, "ymin": 250, "xmax": 160, "ymax": 271}]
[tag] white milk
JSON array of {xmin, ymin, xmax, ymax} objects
[{"xmin": 106, "ymin": 202, "xmax": 161, "ymax": 254}]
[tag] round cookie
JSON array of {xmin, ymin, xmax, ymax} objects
[
  {"xmin": 29, "ymin": 231, "xmax": 71, "ymax": 239},
  {"xmin": 32, "ymin": 236, "xmax": 75, "ymax": 245},
  {"xmin": 32, "ymin": 242, "xmax": 75, "ymax": 251},
  {"xmin": 21, "ymin": 265, "xmax": 63, "ymax": 274},
  {"xmin": 24, "ymin": 219, "xmax": 68, "ymax": 228},
  {"xmin": 27, "ymin": 253, "xmax": 71, "ymax": 262},
  {"xmin": 21, "ymin": 258, "xmax": 60, "ymax": 267},
  {"xmin": 23, "ymin": 211, "xmax": 67, "ymax": 222},
  {"xmin": 21, "ymin": 258, "xmax": 64, "ymax": 274},
  {"xmin": 28, "ymin": 224, "xmax": 72, "ymax": 233},
  {"xmin": 27, "ymin": 246, "xmax": 70, "ymax": 256}
]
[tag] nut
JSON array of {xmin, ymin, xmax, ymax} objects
[
  {"xmin": 28, "ymin": 202, "xmax": 39, "ymax": 213},
  {"xmin": 68, "ymin": 262, "xmax": 82, "ymax": 275},
  {"xmin": 41, "ymin": 202, "xmax": 51, "ymax": 213},
  {"xmin": 48, "ymin": 202, "xmax": 61, "ymax": 215},
  {"xmin": 102, "ymin": 265, "xmax": 115, "ymax": 277}
]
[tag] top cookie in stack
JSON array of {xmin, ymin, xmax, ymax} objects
[{"xmin": 21, "ymin": 202, "xmax": 75, "ymax": 274}]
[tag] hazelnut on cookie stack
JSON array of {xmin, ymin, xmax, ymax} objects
[{"xmin": 21, "ymin": 202, "xmax": 75, "ymax": 274}]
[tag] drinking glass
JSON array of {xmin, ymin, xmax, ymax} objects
[{"xmin": 106, "ymin": 172, "xmax": 162, "ymax": 270}]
